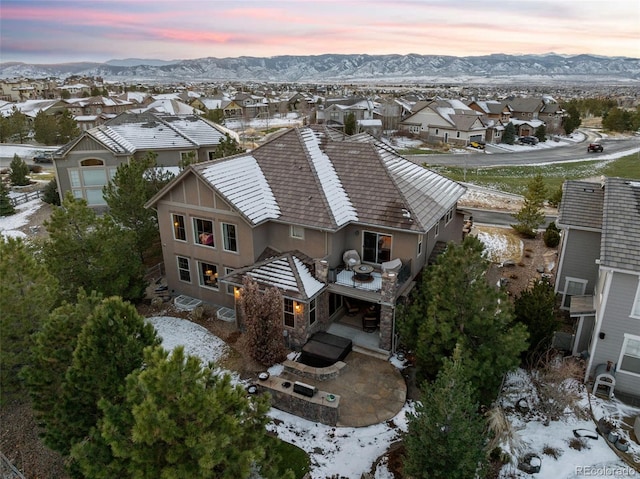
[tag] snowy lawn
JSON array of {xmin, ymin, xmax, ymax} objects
[
  {"xmin": 146, "ymin": 316, "xmax": 639, "ymax": 479},
  {"xmin": 0, "ymin": 195, "xmax": 44, "ymax": 239}
]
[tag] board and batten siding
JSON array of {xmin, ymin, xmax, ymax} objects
[
  {"xmin": 557, "ymin": 229, "xmax": 601, "ymax": 295},
  {"xmin": 590, "ymin": 271, "xmax": 640, "ymax": 398}
]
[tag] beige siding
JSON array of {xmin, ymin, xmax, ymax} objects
[{"xmin": 557, "ymin": 229, "xmax": 601, "ymax": 295}]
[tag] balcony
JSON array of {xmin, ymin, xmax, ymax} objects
[{"xmin": 326, "ymin": 259, "xmax": 412, "ymax": 302}]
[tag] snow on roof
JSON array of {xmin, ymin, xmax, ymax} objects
[
  {"xmin": 301, "ymin": 128, "xmax": 358, "ymax": 227},
  {"xmin": 201, "ymin": 155, "xmax": 280, "ymax": 224},
  {"xmin": 293, "ymin": 256, "xmax": 324, "ymax": 297}
]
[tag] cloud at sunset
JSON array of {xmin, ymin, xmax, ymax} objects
[{"xmin": 1, "ymin": 0, "xmax": 638, "ymax": 63}]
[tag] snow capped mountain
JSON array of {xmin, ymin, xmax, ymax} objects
[{"xmin": 1, "ymin": 53, "xmax": 638, "ymax": 83}]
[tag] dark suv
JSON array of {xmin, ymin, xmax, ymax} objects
[
  {"xmin": 33, "ymin": 152, "xmax": 53, "ymax": 163},
  {"xmin": 587, "ymin": 143, "xmax": 604, "ymax": 153},
  {"xmin": 519, "ymin": 136, "xmax": 539, "ymax": 145}
]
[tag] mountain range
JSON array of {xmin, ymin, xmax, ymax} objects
[{"xmin": 1, "ymin": 53, "xmax": 639, "ymax": 84}]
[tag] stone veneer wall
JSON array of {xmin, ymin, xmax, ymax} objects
[
  {"xmin": 257, "ymin": 376, "xmax": 340, "ymax": 426},
  {"xmin": 283, "ymin": 359, "xmax": 347, "ymax": 381},
  {"xmin": 379, "ymin": 271, "xmax": 397, "ymax": 350}
]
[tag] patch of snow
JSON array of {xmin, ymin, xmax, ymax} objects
[{"xmin": 0, "ymin": 197, "xmax": 45, "ymax": 239}]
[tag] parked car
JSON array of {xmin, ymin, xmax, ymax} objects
[
  {"xmin": 587, "ymin": 143, "xmax": 604, "ymax": 153},
  {"xmin": 33, "ymin": 152, "xmax": 53, "ymax": 163},
  {"xmin": 469, "ymin": 140, "xmax": 486, "ymax": 149},
  {"xmin": 519, "ymin": 136, "xmax": 539, "ymax": 145}
]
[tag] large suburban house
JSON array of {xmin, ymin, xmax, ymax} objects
[
  {"xmin": 52, "ymin": 111, "xmax": 232, "ymax": 207},
  {"xmin": 398, "ymin": 99, "xmax": 487, "ymax": 147},
  {"xmin": 556, "ymin": 178, "xmax": 640, "ymax": 403},
  {"xmin": 146, "ymin": 125, "xmax": 466, "ymax": 353}
]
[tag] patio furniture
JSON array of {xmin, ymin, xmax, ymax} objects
[
  {"xmin": 353, "ymin": 264, "xmax": 374, "ymax": 282},
  {"xmin": 362, "ymin": 305, "xmax": 380, "ymax": 332},
  {"xmin": 343, "ymin": 250, "xmax": 361, "ymax": 270},
  {"xmin": 344, "ymin": 298, "xmax": 360, "ymax": 316},
  {"xmin": 381, "ymin": 258, "xmax": 402, "ymax": 274}
]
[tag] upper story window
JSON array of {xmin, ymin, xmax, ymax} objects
[
  {"xmin": 222, "ymin": 222, "xmax": 238, "ymax": 252},
  {"xmin": 194, "ymin": 218, "xmax": 214, "ymax": 247},
  {"xmin": 290, "ymin": 225, "xmax": 304, "ymax": 239},
  {"xmin": 417, "ymin": 234, "xmax": 424, "ymax": 256},
  {"xmin": 632, "ymin": 280, "xmax": 640, "ymax": 318},
  {"xmin": 618, "ymin": 334, "xmax": 640, "ymax": 376},
  {"xmin": 172, "ymin": 214, "xmax": 186, "ymax": 241},
  {"xmin": 363, "ymin": 231, "xmax": 392, "ymax": 264},
  {"xmin": 445, "ymin": 207, "xmax": 455, "ymax": 224}
]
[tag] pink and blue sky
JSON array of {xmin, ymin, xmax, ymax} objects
[{"xmin": 1, "ymin": 0, "xmax": 639, "ymax": 64}]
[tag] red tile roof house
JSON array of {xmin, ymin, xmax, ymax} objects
[{"xmin": 146, "ymin": 125, "xmax": 466, "ymax": 354}]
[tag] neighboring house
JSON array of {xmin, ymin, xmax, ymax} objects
[
  {"xmin": 146, "ymin": 125, "xmax": 466, "ymax": 353},
  {"xmin": 505, "ymin": 96, "xmax": 564, "ymax": 135},
  {"xmin": 556, "ymin": 178, "xmax": 640, "ymax": 403},
  {"xmin": 320, "ymin": 99, "xmax": 375, "ymax": 129},
  {"xmin": 399, "ymin": 99, "xmax": 487, "ymax": 146},
  {"xmin": 191, "ymin": 97, "xmax": 243, "ymax": 119},
  {"xmin": 467, "ymin": 100, "xmax": 512, "ymax": 143},
  {"xmin": 53, "ymin": 111, "xmax": 231, "ymax": 207},
  {"xmin": 64, "ymin": 96, "xmax": 133, "ymax": 117}
]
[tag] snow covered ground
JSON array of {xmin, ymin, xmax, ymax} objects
[
  {"xmin": 0, "ymin": 194, "xmax": 43, "ymax": 239},
  {"xmin": 145, "ymin": 316, "xmax": 639, "ymax": 479}
]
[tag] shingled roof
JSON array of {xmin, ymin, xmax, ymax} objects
[
  {"xmin": 558, "ymin": 180, "xmax": 604, "ymax": 230},
  {"xmin": 57, "ymin": 111, "xmax": 227, "ymax": 156},
  {"xmin": 601, "ymin": 177, "xmax": 640, "ymax": 271},
  {"xmin": 190, "ymin": 126, "xmax": 465, "ymax": 233},
  {"xmin": 558, "ymin": 178, "xmax": 640, "ymax": 272}
]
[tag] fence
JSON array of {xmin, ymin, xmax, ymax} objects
[{"xmin": 9, "ymin": 190, "xmax": 43, "ymax": 207}]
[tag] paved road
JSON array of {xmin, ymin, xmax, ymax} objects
[{"xmin": 407, "ymin": 130, "xmax": 640, "ymax": 167}]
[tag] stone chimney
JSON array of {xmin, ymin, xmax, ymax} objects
[{"xmin": 315, "ymin": 259, "xmax": 329, "ymax": 283}]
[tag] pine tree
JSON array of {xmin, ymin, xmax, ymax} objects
[
  {"xmin": 54, "ymin": 297, "xmax": 159, "ymax": 456},
  {"xmin": 512, "ymin": 174, "xmax": 547, "ymax": 238},
  {"xmin": 73, "ymin": 346, "xmax": 290, "ymax": 479},
  {"xmin": 514, "ymin": 278, "xmax": 559, "ymax": 359},
  {"xmin": 22, "ymin": 290, "xmax": 103, "ymax": 452},
  {"xmin": 43, "ymin": 192, "xmax": 146, "ymax": 303},
  {"xmin": 56, "ymin": 109, "xmax": 80, "ymax": 143},
  {"xmin": 562, "ymin": 101, "xmax": 581, "ymax": 134},
  {"xmin": 344, "ymin": 112, "xmax": 357, "ymax": 135},
  {"xmin": 404, "ymin": 346, "xmax": 487, "ymax": 479},
  {"xmin": 534, "ymin": 124, "xmax": 547, "ymax": 143},
  {"xmin": 9, "ymin": 154, "xmax": 30, "ymax": 186},
  {"xmin": 7, "ymin": 108, "xmax": 29, "ymax": 143},
  {"xmin": 399, "ymin": 235, "xmax": 528, "ymax": 404},
  {"xmin": 502, "ymin": 122, "xmax": 516, "ymax": 145},
  {"xmin": 42, "ymin": 178, "xmax": 61, "ymax": 205},
  {"xmin": 240, "ymin": 276, "xmax": 288, "ymax": 366},
  {"xmin": 103, "ymin": 151, "xmax": 173, "ymax": 262},
  {"xmin": 0, "ymin": 182, "xmax": 15, "ymax": 216},
  {"xmin": 33, "ymin": 110, "xmax": 58, "ymax": 145},
  {"xmin": 0, "ymin": 236, "xmax": 58, "ymax": 396},
  {"xmin": 214, "ymin": 133, "xmax": 244, "ymax": 158}
]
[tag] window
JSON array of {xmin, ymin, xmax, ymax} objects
[
  {"xmin": 283, "ymin": 298, "xmax": 295, "ymax": 327},
  {"xmin": 632, "ymin": 281, "xmax": 640, "ymax": 318},
  {"xmin": 435, "ymin": 129, "xmax": 439, "ymax": 135},
  {"xmin": 290, "ymin": 225, "xmax": 304, "ymax": 239},
  {"xmin": 177, "ymin": 256, "xmax": 191, "ymax": 282},
  {"xmin": 194, "ymin": 218, "xmax": 214, "ymax": 247},
  {"xmin": 309, "ymin": 298, "xmax": 316, "ymax": 325},
  {"xmin": 445, "ymin": 207, "xmax": 454, "ymax": 224},
  {"xmin": 434, "ymin": 220, "xmax": 440, "ymax": 237},
  {"xmin": 180, "ymin": 150, "xmax": 196, "ymax": 163},
  {"xmin": 618, "ymin": 334, "xmax": 640, "ymax": 376},
  {"xmin": 173, "ymin": 214, "xmax": 186, "ymax": 241},
  {"xmin": 362, "ymin": 231, "xmax": 392, "ymax": 264},
  {"xmin": 561, "ymin": 277, "xmax": 588, "ymax": 309},
  {"xmin": 329, "ymin": 293, "xmax": 343, "ymax": 316},
  {"xmin": 224, "ymin": 267, "xmax": 235, "ymax": 295},
  {"xmin": 198, "ymin": 262, "xmax": 218, "ymax": 289},
  {"xmin": 456, "ymin": 131, "xmax": 460, "ymax": 138},
  {"xmin": 222, "ymin": 223, "xmax": 238, "ymax": 252},
  {"xmin": 69, "ymin": 170, "xmax": 81, "ymax": 187},
  {"xmin": 417, "ymin": 234, "xmax": 424, "ymax": 256}
]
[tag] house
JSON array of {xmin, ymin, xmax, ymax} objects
[
  {"xmin": 146, "ymin": 125, "xmax": 466, "ymax": 353},
  {"xmin": 319, "ymin": 98, "xmax": 375, "ymax": 129},
  {"xmin": 505, "ymin": 96, "xmax": 564, "ymax": 135},
  {"xmin": 52, "ymin": 111, "xmax": 232, "ymax": 207},
  {"xmin": 467, "ymin": 100, "xmax": 512, "ymax": 143},
  {"xmin": 556, "ymin": 178, "xmax": 640, "ymax": 403},
  {"xmin": 398, "ymin": 99, "xmax": 487, "ymax": 147}
]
